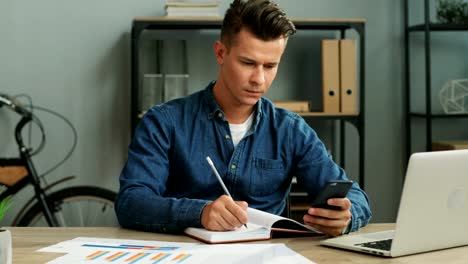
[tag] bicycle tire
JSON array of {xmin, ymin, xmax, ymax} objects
[{"xmin": 17, "ymin": 186, "xmax": 118, "ymax": 227}]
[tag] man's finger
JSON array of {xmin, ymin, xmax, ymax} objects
[
  {"xmin": 327, "ymin": 198, "xmax": 351, "ymax": 209},
  {"xmin": 304, "ymin": 213, "xmax": 348, "ymax": 227},
  {"xmin": 225, "ymin": 200, "xmax": 248, "ymax": 225}
]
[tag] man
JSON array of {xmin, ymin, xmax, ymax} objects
[{"xmin": 115, "ymin": 0, "xmax": 371, "ymax": 237}]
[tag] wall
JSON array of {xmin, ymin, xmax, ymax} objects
[{"xmin": 0, "ymin": 0, "xmax": 413, "ymax": 224}]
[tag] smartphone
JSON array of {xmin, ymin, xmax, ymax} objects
[{"xmin": 311, "ymin": 180, "xmax": 353, "ymax": 210}]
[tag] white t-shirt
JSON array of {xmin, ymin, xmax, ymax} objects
[{"xmin": 229, "ymin": 113, "xmax": 254, "ymax": 148}]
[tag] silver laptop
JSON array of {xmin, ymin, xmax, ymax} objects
[{"xmin": 321, "ymin": 150, "xmax": 468, "ymax": 257}]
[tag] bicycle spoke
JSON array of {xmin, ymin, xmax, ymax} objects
[
  {"xmin": 55, "ymin": 211, "xmax": 67, "ymax": 227},
  {"xmin": 20, "ymin": 187, "xmax": 118, "ymax": 227}
]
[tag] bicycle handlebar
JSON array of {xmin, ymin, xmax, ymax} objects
[
  {"xmin": 0, "ymin": 94, "xmax": 32, "ymax": 117},
  {"xmin": 0, "ymin": 94, "xmax": 37, "ymax": 151}
]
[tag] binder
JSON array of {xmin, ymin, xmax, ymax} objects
[
  {"xmin": 339, "ymin": 39, "xmax": 358, "ymax": 114},
  {"xmin": 321, "ymin": 40, "xmax": 340, "ymax": 113}
]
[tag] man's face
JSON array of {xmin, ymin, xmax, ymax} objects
[{"xmin": 214, "ymin": 29, "xmax": 287, "ymax": 107}]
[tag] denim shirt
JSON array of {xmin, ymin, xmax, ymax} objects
[{"xmin": 115, "ymin": 81, "xmax": 372, "ymax": 234}]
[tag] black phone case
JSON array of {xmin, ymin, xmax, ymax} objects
[{"xmin": 311, "ymin": 181, "xmax": 353, "ymax": 210}]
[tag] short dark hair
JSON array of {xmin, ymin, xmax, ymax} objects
[{"xmin": 221, "ymin": 0, "xmax": 296, "ymax": 47}]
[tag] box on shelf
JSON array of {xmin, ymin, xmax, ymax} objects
[
  {"xmin": 432, "ymin": 140, "xmax": 468, "ymax": 151},
  {"xmin": 273, "ymin": 100, "xmax": 311, "ymax": 112}
]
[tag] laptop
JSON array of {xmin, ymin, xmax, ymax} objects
[{"xmin": 321, "ymin": 149, "xmax": 468, "ymax": 257}]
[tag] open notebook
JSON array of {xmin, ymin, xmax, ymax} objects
[{"xmin": 184, "ymin": 208, "xmax": 323, "ymax": 244}]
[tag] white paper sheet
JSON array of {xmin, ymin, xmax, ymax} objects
[{"xmin": 38, "ymin": 237, "xmax": 315, "ymax": 264}]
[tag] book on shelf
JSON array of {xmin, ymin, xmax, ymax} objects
[
  {"xmin": 273, "ymin": 100, "xmax": 310, "ymax": 112},
  {"xmin": 166, "ymin": 0, "xmax": 218, "ymax": 4},
  {"xmin": 184, "ymin": 208, "xmax": 322, "ymax": 244},
  {"xmin": 165, "ymin": 1, "xmax": 220, "ymax": 17}
]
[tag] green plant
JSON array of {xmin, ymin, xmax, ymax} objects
[
  {"xmin": 436, "ymin": 0, "xmax": 468, "ymax": 24},
  {"xmin": 0, "ymin": 196, "xmax": 12, "ymax": 223}
]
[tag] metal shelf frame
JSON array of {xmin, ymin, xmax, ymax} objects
[
  {"xmin": 130, "ymin": 17, "xmax": 367, "ymax": 189},
  {"xmin": 404, "ymin": 0, "xmax": 468, "ymax": 161}
]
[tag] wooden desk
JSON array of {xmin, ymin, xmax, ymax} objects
[{"xmin": 9, "ymin": 224, "xmax": 468, "ymax": 263}]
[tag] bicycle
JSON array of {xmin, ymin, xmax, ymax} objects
[{"xmin": 0, "ymin": 94, "xmax": 118, "ymax": 227}]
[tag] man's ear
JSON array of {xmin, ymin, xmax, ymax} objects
[{"xmin": 214, "ymin": 41, "xmax": 226, "ymax": 65}]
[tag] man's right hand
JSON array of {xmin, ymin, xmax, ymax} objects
[{"xmin": 201, "ymin": 195, "xmax": 248, "ymax": 231}]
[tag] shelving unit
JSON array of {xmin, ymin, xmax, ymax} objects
[
  {"xmin": 404, "ymin": 0, "xmax": 468, "ymax": 161},
  {"xmin": 130, "ymin": 17, "xmax": 366, "ymax": 219}
]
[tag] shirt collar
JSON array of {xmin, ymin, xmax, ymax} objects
[
  {"xmin": 203, "ymin": 81, "xmax": 264, "ymax": 125},
  {"xmin": 204, "ymin": 81, "xmax": 223, "ymax": 120}
]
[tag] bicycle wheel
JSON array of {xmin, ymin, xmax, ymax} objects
[{"xmin": 17, "ymin": 186, "xmax": 118, "ymax": 227}]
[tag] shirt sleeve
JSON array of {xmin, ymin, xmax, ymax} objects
[
  {"xmin": 114, "ymin": 106, "xmax": 209, "ymax": 234},
  {"xmin": 289, "ymin": 115, "xmax": 372, "ymax": 232}
]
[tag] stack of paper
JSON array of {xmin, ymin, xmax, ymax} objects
[
  {"xmin": 38, "ymin": 237, "xmax": 316, "ymax": 263},
  {"xmin": 165, "ymin": 1, "xmax": 221, "ymax": 17}
]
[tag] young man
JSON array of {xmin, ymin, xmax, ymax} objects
[{"xmin": 115, "ymin": 0, "xmax": 371, "ymax": 237}]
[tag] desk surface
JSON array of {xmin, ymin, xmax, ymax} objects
[{"xmin": 9, "ymin": 224, "xmax": 468, "ymax": 263}]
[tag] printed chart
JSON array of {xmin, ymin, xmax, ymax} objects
[
  {"xmin": 40, "ymin": 237, "xmax": 201, "ymax": 264},
  {"xmin": 39, "ymin": 237, "xmax": 315, "ymax": 264},
  {"xmin": 84, "ymin": 250, "xmax": 192, "ymax": 264}
]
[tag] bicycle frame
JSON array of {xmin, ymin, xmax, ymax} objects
[
  {"xmin": 0, "ymin": 165, "xmax": 76, "ymax": 226},
  {"xmin": 1, "ymin": 95, "xmax": 118, "ymax": 227},
  {"xmin": 0, "ymin": 113, "xmax": 60, "ymax": 226}
]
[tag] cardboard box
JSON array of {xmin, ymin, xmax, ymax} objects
[
  {"xmin": 273, "ymin": 101, "xmax": 310, "ymax": 112},
  {"xmin": 431, "ymin": 140, "xmax": 468, "ymax": 151}
]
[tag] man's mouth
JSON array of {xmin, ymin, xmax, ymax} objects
[{"xmin": 245, "ymin": 89, "xmax": 262, "ymax": 95}]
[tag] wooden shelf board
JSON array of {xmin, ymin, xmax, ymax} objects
[
  {"xmin": 135, "ymin": 17, "xmax": 366, "ymax": 24},
  {"xmin": 290, "ymin": 204, "xmax": 310, "ymax": 211},
  {"xmin": 138, "ymin": 111, "xmax": 359, "ymax": 119},
  {"xmin": 133, "ymin": 17, "xmax": 366, "ymax": 33},
  {"xmin": 289, "ymin": 192, "xmax": 308, "ymax": 197},
  {"xmin": 298, "ymin": 112, "xmax": 359, "ymax": 117}
]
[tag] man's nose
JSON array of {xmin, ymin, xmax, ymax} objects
[{"xmin": 250, "ymin": 67, "xmax": 265, "ymax": 86}]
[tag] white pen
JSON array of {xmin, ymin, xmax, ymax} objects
[{"xmin": 206, "ymin": 156, "xmax": 248, "ymax": 228}]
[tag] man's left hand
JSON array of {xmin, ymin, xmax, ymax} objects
[{"xmin": 303, "ymin": 197, "xmax": 352, "ymax": 237}]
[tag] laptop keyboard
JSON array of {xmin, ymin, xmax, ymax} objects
[{"xmin": 356, "ymin": 239, "xmax": 393, "ymax": 251}]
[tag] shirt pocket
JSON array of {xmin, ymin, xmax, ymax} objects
[{"xmin": 250, "ymin": 157, "xmax": 287, "ymax": 196}]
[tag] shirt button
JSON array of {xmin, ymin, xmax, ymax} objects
[
  {"xmin": 218, "ymin": 113, "xmax": 222, "ymax": 118},
  {"xmin": 225, "ymin": 135, "xmax": 230, "ymax": 139},
  {"xmin": 231, "ymin": 164, "xmax": 236, "ymax": 170}
]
